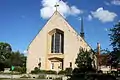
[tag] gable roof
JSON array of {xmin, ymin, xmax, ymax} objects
[{"xmin": 27, "ymin": 11, "xmax": 93, "ymax": 51}]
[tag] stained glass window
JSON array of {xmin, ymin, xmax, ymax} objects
[{"xmin": 51, "ymin": 31, "xmax": 64, "ymax": 53}]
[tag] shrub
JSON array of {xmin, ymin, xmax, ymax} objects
[
  {"xmin": 46, "ymin": 70, "xmax": 57, "ymax": 74},
  {"xmin": 111, "ymin": 71, "xmax": 118, "ymax": 76},
  {"xmin": 12, "ymin": 66, "xmax": 26, "ymax": 74},
  {"xmin": 0, "ymin": 63, "xmax": 4, "ymax": 71},
  {"xmin": 20, "ymin": 67, "xmax": 26, "ymax": 73},
  {"xmin": 31, "ymin": 67, "xmax": 40, "ymax": 74},
  {"xmin": 58, "ymin": 70, "xmax": 66, "ymax": 75},
  {"xmin": 65, "ymin": 68, "xmax": 72, "ymax": 76},
  {"xmin": 68, "ymin": 73, "xmax": 117, "ymax": 80},
  {"xmin": 31, "ymin": 67, "xmax": 57, "ymax": 74}
]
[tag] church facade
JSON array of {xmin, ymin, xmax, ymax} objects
[{"xmin": 26, "ymin": 11, "xmax": 97, "ymax": 73}]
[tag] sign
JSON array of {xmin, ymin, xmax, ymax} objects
[{"xmin": 11, "ymin": 66, "xmax": 15, "ymax": 71}]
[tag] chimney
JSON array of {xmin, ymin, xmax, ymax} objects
[
  {"xmin": 97, "ymin": 43, "xmax": 101, "ymax": 55},
  {"xmin": 97, "ymin": 43, "xmax": 101, "ymax": 70}
]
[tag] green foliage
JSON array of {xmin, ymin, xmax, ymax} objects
[
  {"xmin": 68, "ymin": 49, "xmax": 97, "ymax": 80},
  {"xmin": 58, "ymin": 68, "xmax": 73, "ymax": 75},
  {"xmin": 31, "ymin": 67, "xmax": 40, "ymax": 74},
  {"xmin": 65, "ymin": 68, "xmax": 72, "ymax": 76},
  {"xmin": 58, "ymin": 70, "xmax": 66, "ymax": 75},
  {"xmin": 0, "ymin": 42, "xmax": 12, "ymax": 70},
  {"xmin": 10, "ymin": 51, "xmax": 26, "ymax": 67},
  {"xmin": 13, "ymin": 66, "xmax": 26, "ymax": 73},
  {"xmin": 46, "ymin": 70, "xmax": 57, "ymax": 74},
  {"xmin": 109, "ymin": 21, "xmax": 120, "ymax": 50},
  {"xmin": 108, "ymin": 21, "xmax": 120, "ymax": 68},
  {"xmin": 31, "ymin": 67, "xmax": 57, "ymax": 74},
  {"xmin": 0, "ymin": 63, "xmax": 4, "ymax": 71},
  {"xmin": 0, "ymin": 42, "xmax": 26, "ymax": 72},
  {"xmin": 107, "ymin": 52, "xmax": 119, "ymax": 68},
  {"xmin": 74, "ymin": 48, "xmax": 96, "ymax": 74},
  {"xmin": 68, "ymin": 73, "xmax": 117, "ymax": 80},
  {"xmin": 20, "ymin": 67, "xmax": 26, "ymax": 73},
  {"xmin": 75, "ymin": 49, "xmax": 93, "ymax": 71}
]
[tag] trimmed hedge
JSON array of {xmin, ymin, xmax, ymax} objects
[
  {"xmin": 31, "ymin": 67, "xmax": 57, "ymax": 74},
  {"xmin": 58, "ymin": 70, "xmax": 66, "ymax": 75}
]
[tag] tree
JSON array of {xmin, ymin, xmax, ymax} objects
[
  {"xmin": 107, "ymin": 50, "xmax": 120, "ymax": 68},
  {"xmin": 68, "ymin": 49, "xmax": 96, "ymax": 80},
  {"xmin": 10, "ymin": 51, "xmax": 26, "ymax": 67},
  {"xmin": 9, "ymin": 51, "xmax": 26, "ymax": 73},
  {"xmin": 0, "ymin": 42, "xmax": 26, "ymax": 72},
  {"xmin": 108, "ymin": 21, "xmax": 120, "ymax": 68},
  {"xmin": 0, "ymin": 42, "xmax": 12, "ymax": 62},
  {"xmin": 0, "ymin": 42, "xmax": 12, "ymax": 71},
  {"xmin": 75, "ymin": 49, "xmax": 94, "ymax": 73},
  {"xmin": 109, "ymin": 21, "xmax": 120, "ymax": 51}
]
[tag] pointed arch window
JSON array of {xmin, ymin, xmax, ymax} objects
[{"xmin": 51, "ymin": 30, "xmax": 64, "ymax": 53}]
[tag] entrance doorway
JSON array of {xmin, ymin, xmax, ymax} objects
[{"xmin": 51, "ymin": 61, "xmax": 62, "ymax": 72}]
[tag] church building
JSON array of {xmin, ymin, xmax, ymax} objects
[{"xmin": 26, "ymin": 10, "xmax": 97, "ymax": 73}]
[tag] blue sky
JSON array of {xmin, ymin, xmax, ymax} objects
[{"xmin": 0, "ymin": 0, "xmax": 120, "ymax": 54}]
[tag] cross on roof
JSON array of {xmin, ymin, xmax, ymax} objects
[{"xmin": 54, "ymin": 3, "xmax": 59, "ymax": 11}]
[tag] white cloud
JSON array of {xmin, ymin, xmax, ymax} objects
[
  {"xmin": 104, "ymin": 0, "xmax": 120, "ymax": 6},
  {"xmin": 104, "ymin": 28, "xmax": 108, "ymax": 32},
  {"xmin": 104, "ymin": 1, "xmax": 110, "ymax": 5},
  {"xmin": 23, "ymin": 50, "xmax": 27, "ymax": 54},
  {"xmin": 70, "ymin": 6, "xmax": 83, "ymax": 16},
  {"xmin": 87, "ymin": 15, "xmax": 92, "ymax": 21},
  {"xmin": 91, "ymin": 7, "xmax": 117, "ymax": 23},
  {"xmin": 40, "ymin": 0, "xmax": 83, "ymax": 19},
  {"xmin": 111, "ymin": 0, "xmax": 120, "ymax": 5}
]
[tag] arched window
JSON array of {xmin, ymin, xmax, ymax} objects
[{"xmin": 51, "ymin": 30, "xmax": 64, "ymax": 53}]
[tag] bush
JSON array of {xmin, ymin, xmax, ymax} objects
[
  {"xmin": 65, "ymin": 68, "xmax": 72, "ymax": 76},
  {"xmin": 0, "ymin": 63, "xmax": 4, "ymax": 71},
  {"xmin": 58, "ymin": 70, "xmax": 66, "ymax": 75},
  {"xmin": 68, "ymin": 73, "xmax": 117, "ymax": 80},
  {"xmin": 96, "ymin": 74, "xmax": 116, "ymax": 80},
  {"xmin": 72, "ymin": 68, "xmax": 82, "ymax": 75},
  {"xmin": 46, "ymin": 70, "xmax": 57, "ymax": 74},
  {"xmin": 111, "ymin": 71, "xmax": 118, "ymax": 76},
  {"xmin": 13, "ymin": 66, "xmax": 26, "ymax": 74},
  {"xmin": 20, "ymin": 67, "xmax": 26, "ymax": 73},
  {"xmin": 31, "ymin": 67, "xmax": 57, "ymax": 74},
  {"xmin": 31, "ymin": 67, "xmax": 40, "ymax": 74}
]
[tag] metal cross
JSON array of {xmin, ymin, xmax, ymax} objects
[{"xmin": 54, "ymin": 3, "xmax": 59, "ymax": 11}]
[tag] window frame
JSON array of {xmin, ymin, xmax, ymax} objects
[{"xmin": 50, "ymin": 29, "xmax": 64, "ymax": 53}]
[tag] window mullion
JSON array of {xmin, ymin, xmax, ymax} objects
[
  {"xmin": 53, "ymin": 33, "xmax": 55, "ymax": 53},
  {"xmin": 59, "ymin": 34, "xmax": 61, "ymax": 53}
]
